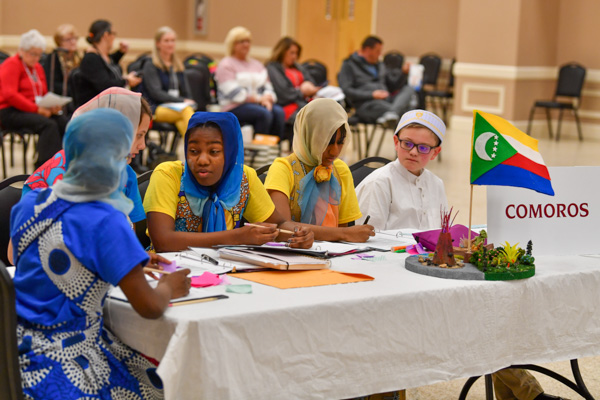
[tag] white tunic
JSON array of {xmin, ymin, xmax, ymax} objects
[{"xmin": 355, "ymin": 159, "xmax": 448, "ymax": 230}]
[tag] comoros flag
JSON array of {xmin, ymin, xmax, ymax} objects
[{"xmin": 470, "ymin": 110, "xmax": 555, "ymax": 196}]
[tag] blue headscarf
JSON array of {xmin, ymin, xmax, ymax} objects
[
  {"xmin": 181, "ymin": 112, "xmax": 244, "ymax": 232},
  {"xmin": 52, "ymin": 108, "xmax": 134, "ymax": 216}
]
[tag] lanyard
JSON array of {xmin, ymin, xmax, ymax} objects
[
  {"xmin": 170, "ymin": 66, "xmax": 179, "ymax": 90},
  {"xmin": 22, "ymin": 59, "xmax": 43, "ymax": 100}
]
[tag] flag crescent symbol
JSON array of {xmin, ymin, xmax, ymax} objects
[{"xmin": 474, "ymin": 131, "xmax": 495, "ymax": 161}]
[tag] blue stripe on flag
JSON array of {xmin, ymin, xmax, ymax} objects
[{"xmin": 472, "ymin": 164, "xmax": 555, "ymax": 196}]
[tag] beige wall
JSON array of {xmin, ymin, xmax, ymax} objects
[
  {"xmin": 375, "ymin": 0, "xmax": 458, "ymax": 60},
  {"xmin": 557, "ymin": 0, "xmax": 600, "ymax": 68},
  {"xmin": 516, "ymin": 0, "xmax": 559, "ymax": 66}
]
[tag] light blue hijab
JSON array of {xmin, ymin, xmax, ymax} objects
[
  {"xmin": 181, "ymin": 112, "xmax": 244, "ymax": 232},
  {"xmin": 52, "ymin": 108, "xmax": 134, "ymax": 216}
]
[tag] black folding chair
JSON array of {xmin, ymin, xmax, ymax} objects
[
  {"xmin": 349, "ymin": 156, "xmax": 392, "ymax": 187},
  {"xmin": 255, "ymin": 163, "xmax": 271, "ymax": 184},
  {"xmin": 135, "ymin": 169, "xmax": 154, "ymax": 249},
  {"xmin": 527, "ymin": 63, "xmax": 586, "ymax": 141},
  {"xmin": 0, "ymin": 175, "xmax": 29, "ymax": 267}
]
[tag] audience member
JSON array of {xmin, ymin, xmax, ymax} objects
[
  {"xmin": 10, "ymin": 108, "xmax": 191, "ymax": 398},
  {"xmin": 0, "ymin": 29, "xmax": 68, "ymax": 168},
  {"xmin": 41, "ymin": 23, "xmax": 81, "ymax": 115},
  {"xmin": 338, "ymin": 35, "xmax": 415, "ymax": 127},
  {"xmin": 143, "ymin": 111, "xmax": 313, "ymax": 252},
  {"xmin": 356, "ymin": 109, "xmax": 565, "ymax": 400},
  {"xmin": 78, "ymin": 19, "xmax": 141, "ymax": 106},
  {"xmin": 215, "ymin": 26, "xmax": 284, "ymax": 139},
  {"xmin": 22, "ymin": 87, "xmax": 151, "ymax": 227},
  {"xmin": 142, "ymin": 26, "xmax": 195, "ymax": 137},
  {"xmin": 264, "ymin": 99, "xmax": 374, "ymax": 242}
]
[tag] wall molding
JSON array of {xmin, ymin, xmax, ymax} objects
[
  {"xmin": 454, "ymin": 62, "xmax": 600, "ymax": 84},
  {"xmin": 0, "ymin": 34, "xmax": 272, "ymax": 59},
  {"xmin": 461, "ymin": 83, "xmax": 505, "ymax": 114}
]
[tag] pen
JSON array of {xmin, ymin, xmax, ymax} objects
[
  {"xmin": 169, "ymin": 295, "xmax": 228, "ymax": 307},
  {"xmin": 143, "ymin": 267, "xmax": 171, "ymax": 275},
  {"xmin": 363, "ymin": 215, "xmax": 371, "ymax": 225},
  {"xmin": 245, "ymin": 223, "xmax": 295, "ymax": 235},
  {"xmin": 391, "ymin": 245, "xmax": 408, "ymax": 252}
]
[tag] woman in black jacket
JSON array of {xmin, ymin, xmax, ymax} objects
[
  {"xmin": 77, "ymin": 20, "xmax": 141, "ymax": 107},
  {"xmin": 141, "ymin": 26, "xmax": 195, "ymax": 137}
]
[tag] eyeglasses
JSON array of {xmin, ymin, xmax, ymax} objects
[
  {"xmin": 397, "ymin": 138, "xmax": 438, "ymax": 154},
  {"xmin": 25, "ymin": 50, "xmax": 43, "ymax": 58},
  {"xmin": 62, "ymin": 36, "xmax": 79, "ymax": 42}
]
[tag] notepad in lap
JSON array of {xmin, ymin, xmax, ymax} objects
[{"xmin": 218, "ymin": 248, "xmax": 331, "ymax": 270}]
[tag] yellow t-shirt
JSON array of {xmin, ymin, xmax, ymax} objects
[
  {"xmin": 143, "ymin": 161, "xmax": 275, "ymax": 231},
  {"xmin": 264, "ymin": 157, "xmax": 362, "ymax": 225}
]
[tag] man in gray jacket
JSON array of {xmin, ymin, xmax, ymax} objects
[{"xmin": 338, "ymin": 36, "xmax": 416, "ymax": 126}]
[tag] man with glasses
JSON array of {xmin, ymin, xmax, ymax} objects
[{"xmin": 355, "ymin": 109, "xmax": 447, "ymax": 230}]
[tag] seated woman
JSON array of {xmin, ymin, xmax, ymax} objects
[
  {"xmin": 264, "ymin": 98, "xmax": 374, "ymax": 242},
  {"xmin": 266, "ymin": 37, "xmax": 319, "ymax": 128},
  {"xmin": 215, "ymin": 26, "xmax": 284, "ymax": 138},
  {"xmin": 10, "ymin": 108, "xmax": 191, "ymax": 398},
  {"xmin": 22, "ymin": 87, "xmax": 151, "ymax": 226},
  {"xmin": 42, "ymin": 23, "xmax": 81, "ymax": 116},
  {"xmin": 0, "ymin": 29, "xmax": 68, "ymax": 168},
  {"xmin": 78, "ymin": 19, "xmax": 141, "ymax": 106},
  {"xmin": 142, "ymin": 26, "xmax": 195, "ymax": 137},
  {"xmin": 143, "ymin": 111, "xmax": 313, "ymax": 252}
]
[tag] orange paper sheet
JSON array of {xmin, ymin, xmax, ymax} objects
[{"xmin": 228, "ymin": 269, "xmax": 374, "ymax": 289}]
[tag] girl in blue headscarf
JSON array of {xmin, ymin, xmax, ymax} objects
[
  {"xmin": 143, "ymin": 111, "xmax": 314, "ymax": 251},
  {"xmin": 10, "ymin": 108, "xmax": 192, "ymax": 399}
]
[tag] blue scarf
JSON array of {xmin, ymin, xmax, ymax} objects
[{"xmin": 181, "ymin": 112, "xmax": 244, "ymax": 232}]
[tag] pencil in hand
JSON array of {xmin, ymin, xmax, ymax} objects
[{"xmin": 245, "ymin": 222, "xmax": 294, "ymax": 235}]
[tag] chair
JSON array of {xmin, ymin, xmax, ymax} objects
[
  {"xmin": 0, "ymin": 50, "xmax": 10, "ymax": 64},
  {"xmin": 0, "ymin": 260, "xmax": 24, "ymax": 400},
  {"xmin": 184, "ymin": 68, "xmax": 211, "ymax": 112},
  {"xmin": 255, "ymin": 163, "xmax": 271, "ymax": 184},
  {"xmin": 426, "ymin": 58, "xmax": 455, "ymax": 125},
  {"xmin": 0, "ymin": 125, "xmax": 35, "ymax": 179},
  {"xmin": 151, "ymin": 121, "xmax": 180, "ymax": 155},
  {"xmin": 349, "ymin": 156, "xmax": 392, "ymax": 187},
  {"xmin": 419, "ymin": 53, "xmax": 442, "ymax": 109},
  {"xmin": 68, "ymin": 67, "xmax": 86, "ymax": 109},
  {"xmin": 527, "ymin": 63, "xmax": 586, "ymax": 141},
  {"xmin": 135, "ymin": 169, "xmax": 153, "ymax": 249},
  {"xmin": 383, "ymin": 51, "xmax": 406, "ymax": 94},
  {"xmin": 301, "ymin": 59, "xmax": 328, "ymax": 86},
  {"xmin": 0, "ymin": 175, "xmax": 28, "ymax": 267}
]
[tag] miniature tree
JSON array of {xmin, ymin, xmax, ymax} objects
[{"xmin": 432, "ymin": 207, "xmax": 457, "ymax": 266}]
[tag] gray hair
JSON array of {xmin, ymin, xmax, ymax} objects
[{"xmin": 20, "ymin": 29, "xmax": 47, "ymax": 51}]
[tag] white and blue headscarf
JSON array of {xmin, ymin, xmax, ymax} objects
[
  {"xmin": 181, "ymin": 112, "xmax": 244, "ymax": 232},
  {"xmin": 52, "ymin": 108, "xmax": 134, "ymax": 216}
]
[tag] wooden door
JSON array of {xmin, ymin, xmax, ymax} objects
[{"xmin": 295, "ymin": 0, "xmax": 373, "ymax": 84}]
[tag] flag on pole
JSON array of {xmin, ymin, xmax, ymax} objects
[{"xmin": 470, "ymin": 110, "xmax": 555, "ymax": 196}]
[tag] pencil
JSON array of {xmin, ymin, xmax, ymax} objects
[
  {"xmin": 363, "ymin": 215, "xmax": 371, "ymax": 225},
  {"xmin": 143, "ymin": 267, "xmax": 171, "ymax": 275},
  {"xmin": 245, "ymin": 223, "xmax": 295, "ymax": 235},
  {"xmin": 169, "ymin": 295, "xmax": 226, "ymax": 307}
]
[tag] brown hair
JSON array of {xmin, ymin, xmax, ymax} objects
[
  {"xmin": 268, "ymin": 37, "xmax": 301, "ymax": 64},
  {"xmin": 54, "ymin": 24, "xmax": 78, "ymax": 47},
  {"xmin": 397, "ymin": 123, "xmax": 440, "ymax": 146},
  {"xmin": 152, "ymin": 26, "xmax": 184, "ymax": 72},
  {"xmin": 140, "ymin": 97, "xmax": 152, "ymax": 123}
]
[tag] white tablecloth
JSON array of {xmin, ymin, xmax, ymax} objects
[{"xmin": 104, "ymin": 253, "xmax": 600, "ymax": 400}]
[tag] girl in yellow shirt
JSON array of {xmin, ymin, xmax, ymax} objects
[
  {"xmin": 143, "ymin": 111, "xmax": 313, "ymax": 252},
  {"xmin": 265, "ymin": 98, "xmax": 374, "ymax": 242}
]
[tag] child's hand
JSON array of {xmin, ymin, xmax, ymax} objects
[
  {"xmin": 287, "ymin": 226, "xmax": 314, "ymax": 249},
  {"xmin": 240, "ymin": 223, "xmax": 279, "ymax": 245},
  {"xmin": 343, "ymin": 224, "xmax": 376, "ymax": 243},
  {"xmin": 159, "ymin": 268, "xmax": 191, "ymax": 299}
]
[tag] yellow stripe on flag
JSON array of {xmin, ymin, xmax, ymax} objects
[{"xmin": 476, "ymin": 110, "xmax": 539, "ymax": 152}]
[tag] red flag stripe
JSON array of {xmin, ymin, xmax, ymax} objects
[{"xmin": 501, "ymin": 153, "xmax": 551, "ymax": 179}]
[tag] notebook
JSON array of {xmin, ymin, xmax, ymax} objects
[
  {"xmin": 108, "ymin": 281, "xmax": 228, "ymax": 305},
  {"xmin": 217, "ymin": 248, "xmax": 331, "ymax": 270}
]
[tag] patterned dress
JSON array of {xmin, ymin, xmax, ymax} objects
[{"xmin": 11, "ymin": 189, "xmax": 162, "ymax": 399}]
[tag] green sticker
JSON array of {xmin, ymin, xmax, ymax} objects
[{"xmin": 226, "ymin": 284, "xmax": 253, "ymax": 294}]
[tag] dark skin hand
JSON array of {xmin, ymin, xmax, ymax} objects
[{"xmin": 119, "ymin": 264, "xmax": 192, "ymax": 319}]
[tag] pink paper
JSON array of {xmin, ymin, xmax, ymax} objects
[
  {"xmin": 191, "ymin": 272, "xmax": 222, "ymax": 288},
  {"xmin": 406, "ymin": 243, "xmax": 428, "ymax": 255},
  {"xmin": 158, "ymin": 260, "xmax": 178, "ymax": 273},
  {"xmin": 412, "ymin": 224, "xmax": 483, "ymax": 252}
]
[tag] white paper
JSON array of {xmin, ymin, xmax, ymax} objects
[
  {"xmin": 161, "ymin": 102, "xmax": 193, "ymax": 112},
  {"xmin": 108, "ymin": 280, "xmax": 223, "ymax": 304},
  {"xmin": 343, "ymin": 229, "xmax": 418, "ymax": 251},
  {"xmin": 37, "ymin": 92, "xmax": 72, "ymax": 108}
]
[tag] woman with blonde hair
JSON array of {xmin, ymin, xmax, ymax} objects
[
  {"xmin": 142, "ymin": 26, "xmax": 195, "ymax": 137},
  {"xmin": 42, "ymin": 23, "xmax": 81, "ymax": 115},
  {"xmin": 215, "ymin": 26, "xmax": 284, "ymax": 138}
]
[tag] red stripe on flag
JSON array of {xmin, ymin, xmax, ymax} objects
[{"xmin": 501, "ymin": 153, "xmax": 550, "ymax": 179}]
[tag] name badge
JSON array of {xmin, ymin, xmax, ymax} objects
[
  {"xmin": 35, "ymin": 96, "xmax": 42, "ymax": 105},
  {"xmin": 168, "ymin": 89, "xmax": 180, "ymax": 97}
]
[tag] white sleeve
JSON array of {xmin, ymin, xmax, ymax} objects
[{"xmin": 356, "ymin": 176, "xmax": 392, "ymax": 231}]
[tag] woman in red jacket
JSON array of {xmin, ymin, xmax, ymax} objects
[{"xmin": 0, "ymin": 29, "xmax": 68, "ymax": 168}]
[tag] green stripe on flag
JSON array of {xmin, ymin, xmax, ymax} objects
[{"xmin": 470, "ymin": 112, "xmax": 517, "ymax": 182}]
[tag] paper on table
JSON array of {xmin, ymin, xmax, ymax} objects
[
  {"xmin": 343, "ymin": 229, "xmax": 418, "ymax": 251},
  {"xmin": 218, "ymin": 248, "xmax": 331, "ymax": 270},
  {"xmin": 229, "ymin": 269, "xmax": 374, "ymax": 289},
  {"xmin": 161, "ymin": 102, "xmax": 192, "ymax": 112},
  {"xmin": 37, "ymin": 92, "xmax": 72, "ymax": 108},
  {"xmin": 311, "ymin": 241, "xmax": 371, "ymax": 255},
  {"xmin": 108, "ymin": 280, "xmax": 224, "ymax": 304}
]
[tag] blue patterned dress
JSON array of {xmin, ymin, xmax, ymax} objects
[{"xmin": 11, "ymin": 188, "xmax": 163, "ymax": 399}]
